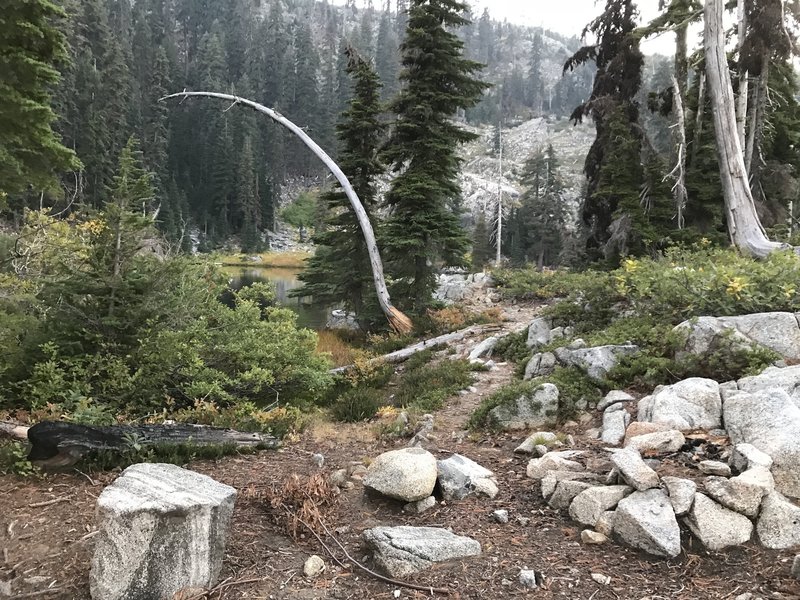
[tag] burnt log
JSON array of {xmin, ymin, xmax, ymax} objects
[{"xmin": 25, "ymin": 421, "xmax": 279, "ymax": 467}]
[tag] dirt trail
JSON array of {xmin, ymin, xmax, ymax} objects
[{"xmin": 1, "ymin": 301, "xmax": 799, "ymax": 599}]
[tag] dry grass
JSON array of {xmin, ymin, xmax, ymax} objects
[
  {"xmin": 306, "ymin": 418, "xmax": 376, "ymax": 445},
  {"xmin": 218, "ymin": 251, "xmax": 311, "ymax": 268},
  {"xmin": 316, "ymin": 330, "xmax": 357, "ymax": 367}
]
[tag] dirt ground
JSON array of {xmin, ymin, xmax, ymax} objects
[{"xmin": 2, "ymin": 303, "xmax": 800, "ymax": 600}]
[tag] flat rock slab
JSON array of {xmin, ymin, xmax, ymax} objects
[
  {"xmin": 363, "ymin": 448, "xmax": 437, "ymax": 502},
  {"xmin": 624, "ymin": 430, "xmax": 685, "ymax": 454},
  {"xmin": 527, "ymin": 451, "xmax": 584, "ymax": 480},
  {"xmin": 614, "ymin": 489, "xmax": 681, "ymax": 558},
  {"xmin": 90, "ymin": 463, "xmax": 237, "ymax": 600},
  {"xmin": 437, "ymin": 454, "xmax": 498, "ymax": 501},
  {"xmin": 610, "ymin": 448, "xmax": 660, "ymax": 491},
  {"xmin": 685, "ymin": 493, "xmax": 753, "ymax": 551},
  {"xmin": 489, "ymin": 383, "xmax": 559, "ymax": 430},
  {"xmin": 363, "ymin": 526, "xmax": 481, "ymax": 578}
]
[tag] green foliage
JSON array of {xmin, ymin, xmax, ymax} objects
[
  {"xmin": 280, "ymin": 192, "xmax": 318, "ymax": 229},
  {"xmin": 382, "ymin": 0, "xmax": 490, "ymax": 311},
  {"xmin": 395, "ymin": 358, "xmax": 475, "ymax": 412},
  {"xmin": 0, "ymin": 0, "xmax": 80, "ymax": 196},
  {"xmin": 0, "ymin": 441, "xmax": 38, "ymax": 477},
  {"xmin": 468, "ymin": 379, "xmax": 537, "ymax": 430},
  {"xmin": 471, "ymin": 214, "xmax": 492, "ymax": 270},
  {"xmin": 331, "ymin": 387, "xmax": 385, "ymax": 422},
  {"xmin": 492, "ymin": 330, "xmax": 531, "ymax": 364}
]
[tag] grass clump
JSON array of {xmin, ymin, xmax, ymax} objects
[
  {"xmin": 331, "ymin": 387, "xmax": 385, "ymax": 422},
  {"xmin": 396, "ymin": 358, "xmax": 475, "ymax": 412}
]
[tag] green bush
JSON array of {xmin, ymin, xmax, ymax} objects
[
  {"xmin": 280, "ymin": 192, "xmax": 318, "ymax": 229},
  {"xmin": 0, "ymin": 441, "xmax": 38, "ymax": 476},
  {"xmin": 395, "ymin": 358, "xmax": 474, "ymax": 412},
  {"xmin": 331, "ymin": 387, "xmax": 385, "ymax": 422}
]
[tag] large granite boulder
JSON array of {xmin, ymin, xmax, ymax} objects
[
  {"xmin": 523, "ymin": 352, "xmax": 557, "ymax": 380},
  {"xmin": 685, "ymin": 493, "xmax": 753, "ymax": 551},
  {"xmin": 554, "ymin": 344, "xmax": 639, "ymax": 381},
  {"xmin": 569, "ymin": 485, "xmax": 632, "ymax": 527},
  {"xmin": 363, "ymin": 448, "xmax": 438, "ymax": 502},
  {"xmin": 637, "ymin": 378, "xmax": 722, "ymax": 431},
  {"xmin": 613, "ymin": 489, "xmax": 681, "ymax": 558},
  {"xmin": 90, "ymin": 463, "xmax": 237, "ymax": 600},
  {"xmin": 437, "ymin": 454, "xmax": 498, "ymax": 500},
  {"xmin": 756, "ymin": 491, "xmax": 800, "ymax": 550},
  {"xmin": 488, "ymin": 383, "xmax": 559, "ymax": 430},
  {"xmin": 736, "ymin": 365, "xmax": 800, "ymax": 406},
  {"xmin": 723, "ymin": 388, "xmax": 800, "ymax": 497},
  {"xmin": 675, "ymin": 312, "xmax": 800, "ymax": 361},
  {"xmin": 362, "ymin": 526, "xmax": 481, "ymax": 578}
]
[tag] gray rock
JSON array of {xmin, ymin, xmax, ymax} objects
[
  {"xmin": 662, "ymin": 477, "xmax": 697, "ymax": 516},
  {"xmin": 329, "ymin": 469, "xmax": 348, "ymax": 487},
  {"xmin": 625, "ymin": 430, "xmax": 685, "ymax": 454},
  {"xmin": 591, "ymin": 573, "xmax": 612, "ymax": 585},
  {"xmin": 489, "ymin": 383, "xmax": 560, "ymax": 430},
  {"xmin": 730, "ymin": 443, "xmax": 773, "ymax": 473},
  {"xmin": 595, "ymin": 511, "xmax": 616, "ymax": 537},
  {"xmin": 724, "ymin": 387, "xmax": 800, "ymax": 497},
  {"xmin": 698, "ymin": 460, "xmax": 731, "ymax": 477},
  {"xmin": 303, "ymin": 555, "xmax": 325, "ymax": 578},
  {"xmin": 569, "ymin": 485, "xmax": 632, "ymax": 527},
  {"xmin": 326, "ymin": 309, "xmax": 360, "ymax": 331},
  {"xmin": 610, "ymin": 448, "xmax": 660, "ymax": 491},
  {"xmin": 792, "ymin": 555, "xmax": 800, "ymax": 580},
  {"xmin": 581, "ymin": 529, "xmax": 608, "ymax": 544},
  {"xmin": 523, "ymin": 352, "xmax": 557, "ymax": 380},
  {"xmin": 527, "ymin": 450, "xmax": 584, "ymax": 480},
  {"xmin": 736, "ymin": 364, "xmax": 800, "ymax": 405},
  {"xmin": 437, "ymin": 454, "xmax": 498, "ymax": 501},
  {"xmin": 363, "ymin": 448, "xmax": 438, "ymax": 502},
  {"xmin": 0, "ymin": 580, "xmax": 11, "ymax": 597},
  {"xmin": 548, "ymin": 480, "xmax": 594, "ymax": 510},
  {"xmin": 526, "ymin": 317, "xmax": 552, "ymax": 349},
  {"xmin": 637, "ymin": 378, "xmax": 722, "ymax": 431},
  {"xmin": 756, "ymin": 491, "xmax": 800, "ymax": 549},
  {"xmin": 674, "ymin": 316, "xmax": 763, "ymax": 360},
  {"xmin": 519, "ymin": 569, "xmax": 539, "ymax": 588},
  {"xmin": 568, "ymin": 338, "xmax": 587, "ymax": 349},
  {"xmin": 601, "ymin": 408, "xmax": 630, "ymax": 446},
  {"xmin": 468, "ymin": 336, "xmax": 499, "ymax": 360},
  {"xmin": 554, "ymin": 344, "xmax": 640, "ymax": 381},
  {"xmin": 514, "ymin": 431, "xmax": 558, "ymax": 454},
  {"xmin": 403, "ymin": 496, "xmax": 436, "ymax": 514},
  {"xmin": 540, "ymin": 470, "xmax": 601, "ymax": 500},
  {"xmin": 551, "ymin": 326, "xmax": 565, "ymax": 339},
  {"xmin": 534, "ymin": 444, "xmax": 549, "ymax": 456},
  {"xmin": 90, "ymin": 463, "xmax": 237, "ymax": 600},
  {"xmin": 362, "ymin": 526, "xmax": 481, "ymax": 578},
  {"xmin": 492, "ymin": 509, "xmax": 509, "ymax": 524},
  {"xmin": 704, "ymin": 469, "xmax": 771, "ymax": 518},
  {"xmin": 686, "ymin": 493, "xmax": 753, "ymax": 550},
  {"xmin": 719, "ymin": 312, "xmax": 800, "ymax": 360},
  {"xmin": 598, "ymin": 390, "xmax": 636, "ymax": 412},
  {"xmin": 614, "ymin": 489, "xmax": 681, "ymax": 558}
]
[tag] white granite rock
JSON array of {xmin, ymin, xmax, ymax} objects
[
  {"xmin": 90, "ymin": 463, "xmax": 237, "ymax": 600},
  {"xmin": 547, "ymin": 480, "xmax": 594, "ymax": 511},
  {"xmin": 527, "ymin": 451, "xmax": 584, "ymax": 480},
  {"xmin": 598, "ymin": 390, "xmax": 635, "ymax": 412},
  {"xmin": 362, "ymin": 526, "xmax": 481, "ymax": 578},
  {"xmin": 527, "ymin": 317, "xmax": 552, "ymax": 349},
  {"xmin": 601, "ymin": 408, "xmax": 630, "ymax": 446},
  {"xmin": 569, "ymin": 485, "xmax": 632, "ymax": 527},
  {"xmin": 554, "ymin": 344, "xmax": 640, "ymax": 381},
  {"xmin": 661, "ymin": 476, "xmax": 696, "ymax": 516},
  {"xmin": 614, "ymin": 489, "xmax": 681, "ymax": 558},
  {"xmin": 610, "ymin": 448, "xmax": 660, "ymax": 491},
  {"xmin": 698, "ymin": 460, "xmax": 731, "ymax": 477},
  {"xmin": 468, "ymin": 336, "xmax": 499, "ymax": 361},
  {"xmin": 756, "ymin": 491, "xmax": 800, "ymax": 549},
  {"xmin": 581, "ymin": 530, "xmax": 608, "ymax": 544},
  {"xmin": 514, "ymin": 431, "xmax": 558, "ymax": 454},
  {"xmin": 730, "ymin": 443, "xmax": 773, "ymax": 473},
  {"xmin": 624, "ymin": 430, "xmax": 685, "ymax": 454},
  {"xmin": 539, "ymin": 470, "xmax": 601, "ymax": 500},
  {"xmin": 303, "ymin": 555, "xmax": 325, "ymax": 578},
  {"xmin": 489, "ymin": 383, "xmax": 560, "ymax": 430},
  {"xmin": 704, "ymin": 468, "xmax": 773, "ymax": 518},
  {"xmin": 595, "ymin": 511, "xmax": 616, "ymax": 537},
  {"xmin": 685, "ymin": 493, "xmax": 753, "ymax": 551},
  {"xmin": 363, "ymin": 448, "xmax": 438, "ymax": 502},
  {"xmin": 523, "ymin": 352, "xmax": 557, "ymax": 380},
  {"xmin": 437, "ymin": 454, "xmax": 498, "ymax": 501},
  {"xmin": 637, "ymin": 378, "xmax": 722, "ymax": 431}
]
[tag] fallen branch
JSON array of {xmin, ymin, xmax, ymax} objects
[
  {"xmin": 28, "ymin": 496, "xmax": 70, "ymax": 508},
  {"xmin": 0, "ymin": 421, "xmax": 29, "ymax": 441},
  {"xmin": 330, "ymin": 324, "xmax": 498, "ymax": 374},
  {"xmin": 298, "ymin": 515, "xmax": 452, "ymax": 596}
]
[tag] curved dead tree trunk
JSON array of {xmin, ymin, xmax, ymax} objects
[
  {"xmin": 161, "ymin": 91, "xmax": 413, "ymax": 334},
  {"xmin": 703, "ymin": 0, "xmax": 787, "ymax": 258}
]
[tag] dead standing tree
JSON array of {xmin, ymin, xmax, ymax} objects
[{"xmin": 161, "ymin": 91, "xmax": 413, "ymax": 334}]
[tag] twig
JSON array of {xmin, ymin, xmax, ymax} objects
[
  {"xmin": 14, "ymin": 588, "xmax": 64, "ymax": 598},
  {"xmin": 73, "ymin": 468, "xmax": 98, "ymax": 486},
  {"xmin": 28, "ymin": 496, "xmax": 70, "ymax": 508},
  {"xmin": 304, "ymin": 516, "xmax": 452, "ymax": 596}
]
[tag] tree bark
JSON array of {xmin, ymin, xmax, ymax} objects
[
  {"xmin": 161, "ymin": 91, "xmax": 413, "ymax": 334},
  {"xmin": 671, "ymin": 76, "xmax": 689, "ymax": 229},
  {"xmin": 735, "ymin": 0, "xmax": 748, "ymax": 150},
  {"xmin": 703, "ymin": 0, "xmax": 786, "ymax": 257},
  {"xmin": 745, "ymin": 56, "xmax": 769, "ymax": 180}
]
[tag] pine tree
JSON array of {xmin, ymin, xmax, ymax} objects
[
  {"xmin": 0, "ymin": 0, "xmax": 80, "ymax": 198},
  {"xmin": 375, "ymin": 4, "xmax": 400, "ymax": 101},
  {"xmin": 382, "ymin": 0, "xmax": 490, "ymax": 311},
  {"xmin": 293, "ymin": 47, "xmax": 386, "ymax": 323},
  {"xmin": 528, "ymin": 32, "xmax": 544, "ymax": 114},
  {"xmin": 237, "ymin": 136, "xmax": 262, "ymax": 252}
]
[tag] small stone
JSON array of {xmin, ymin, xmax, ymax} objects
[
  {"xmin": 0, "ymin": 581, "xmax": 12, "ymax": 597},
  {"xmin": 516, "ymin": 516, "xmax": 530, "ymax": 526},
  {"xmin": 492, "ymin": 509, "xmax": 509, "ymax": 524},
  {"xmin": 595, "ymin": 511, "xmax": 615, "ymax": 537},
  {"xmin": 610, "ymin": 448, "xmax": 660, "ymax": 491},
  {"xmin": 437, "ymin": 454, "xmax": 498, "ymax": 500},
  {"xmin": 519, "ymin": 569, "xmax": 539, "ymax": 588},
  {"xmin": 363, "ymin": 448, "xmax": 438, "ymax": 502},
  {"xmin": 598, "ymin": 390, "xmax": 635, "ymax": 412},
  {"xmin": 514, "ymin": 431, "xmax": 558, "ymax": 454},
  {"xmin": 534, "ymin": 444, "xmax": 549, "ymax": 457},
  {"xmin": 349, "ymin": 464, "xmax": 368, "ymax": 478},
  {"xmin": 303, "ymin": 555, "xmax": 325, "ymax": 578},
  {"xmin": 403, "ymin": 496, "xmax": 436, "ymax": 514},
  {"xmin": 329, "ymin": 469, "xmax": 348, "ymax": 486},
  {"xmin": 311, "ymin": 453, "xmax": 325, "ymax": 468},
  {"xmin": 591, "ymin": 573, "xmax": 611, "ymax": 585},
  {"xmin": 662, "ymin": 476, "xmax": 697, "ymax": 516},
  {"xmin": 792, "ymin": 555, "xmax": 800, "ymax": 580},
  {"xmin": 581, "ymin": 530, "xmax": 608, "ymax": 544},
  {"xmin": 730, "ymin": 443, "xmax": 773, "ymax": 473},
  {"xmin": 698, "ymin": 460, "xmax": 731, "ymax": 477},
  {"xmin": 527, "ymin": 451, "xmax": 585, "ymax": 479},
  {"xmin": 625, "ymin": 430, "xmax": 685, "ymax": 454}
]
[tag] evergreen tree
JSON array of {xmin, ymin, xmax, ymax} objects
[
  {"xmin": 293, "ymin": 47, "xmax": 386, "ymax": 322},
  {"xmin": 528, "ymin": 32, "xmax": 544, "ymax": 114},
  {"xmin": 0, "ymin": 0, "xmax": 80, "ymax": 198},
  {"xmin": 375, "ymin": 4, "xmax": 400, "ymax": 101},
  {"xmin": 382, "ymin": 0, "xmax": 490, "ymax": 311},
  {"xmin": 237, "ymin": 136, "xmax": 262, "ymax": 252}
]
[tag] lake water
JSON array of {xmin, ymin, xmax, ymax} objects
[{"xmin": 224, "ymin": 267, "xmax": 330, "ymax": 330}]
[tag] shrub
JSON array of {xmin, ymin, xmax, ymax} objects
[
  {"xmin": 331, "ymin": 387, "xmax": 385, "ymax": 422},
  {"xmin": 395, "ymin": 358, "xmax": 474, "ymax": 412},
  {"xmin": 493, "ymin": 330, "xmax": 531, "ymax": 364},
  {"xmin": 468, "ymin": 380, "xmax": 537, "ymax": 430},
  {"xmin": 0, "ymin": 441, "xmax": 38, "ymax": 476}
]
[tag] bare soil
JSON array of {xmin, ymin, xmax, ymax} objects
[{"xmin": 1, "ymin": 301, "xmax": 799, "ymax": 600}]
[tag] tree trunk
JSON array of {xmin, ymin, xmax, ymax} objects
[
  {"xmin": 161, "ymin": 91, "xmax": 412, "ymax": 334},
  {"xmin": 703, "ymin": 0, "xmax": 786, "ymax": 257},
  {"xmin": 735, "ymin": 0, "xmax": 748, "ymax": 150},
  {"xmin": 745, "ymin": 55, "xmax": 769, "ymax": 180},
  {"xmin": 690, "ymin": 72, "xmax": 706, "ymax": 168},
  {"xmin": 23, "ymin": 421, "xmax": 278, "ymax": 468},
  {"xmin": 671, "ymin": 76, "xmax": 688, "ymax": 228}
]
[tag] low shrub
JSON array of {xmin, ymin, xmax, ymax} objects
[
  {"xmin": 395, "ymin": 358, "xmax": 474, "ymax": 412},
  {"xmin": 331, "ymin": 387, "xmax": 385, "ymax": 422},
  {"xmin": 0, "ymin": 441, "xmax": 38, "ymax": 476}
]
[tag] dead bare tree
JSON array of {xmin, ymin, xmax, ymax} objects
[
  {"xmin": 703, "ymin": 0, "xmax": 789, "ymax": 257},
  {"xmin": 161, "ymin": 91, "xmax": 413, "ymax": 334}
]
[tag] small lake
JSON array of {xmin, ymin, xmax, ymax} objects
[{"xmin": 223, "ymin": 266, "xmax": 330, "ymax": 330}]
